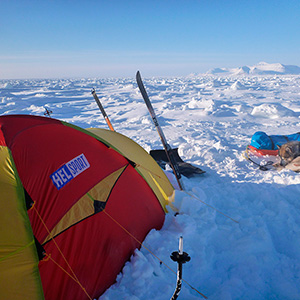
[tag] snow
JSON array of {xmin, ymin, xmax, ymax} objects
[
  {"xmin": 1, "ymin": 67, "xmax": 300, "ymax": 300},
  {"xmin": 207, "ymin": 62, "xmax": 300, "ymax": 76}
]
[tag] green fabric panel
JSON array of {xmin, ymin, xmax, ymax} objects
[{"xmin": 0, "ymin": 146, "xmax": 44, "ymax": 300}]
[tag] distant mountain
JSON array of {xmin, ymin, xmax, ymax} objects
[{"xmin": 206, "ymin": 62, "xmax": 300, "ymax": 75}]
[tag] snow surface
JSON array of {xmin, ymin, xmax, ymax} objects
[{"xmin": 1, "ymin": 71, "xmax": 300, "ymax": 300}]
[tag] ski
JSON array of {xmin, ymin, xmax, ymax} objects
[{"xmin": 136, "ymin": 71, "xmax": 184, "ymax": 190}]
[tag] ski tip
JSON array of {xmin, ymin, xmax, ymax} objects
[{"xmin": 136, "ymin": 70, "xmax": 141, "ymax": 80}]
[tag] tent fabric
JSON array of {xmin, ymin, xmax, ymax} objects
[
  {"xmin": 0, "ymin": 145, "xmax": 44, "ymax": 300},
  {"xmin": 0, "ymin": 114, "xmax": 174, "ymax": 300},
  {"xmin": 42, "ymin": 166, "xmax": 126, "ymax": 245},
  {"xmin": 87, "ymin": 128, "xmax": 175, "ymax": 211}
]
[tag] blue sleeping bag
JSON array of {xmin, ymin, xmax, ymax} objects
[{"xmin": 250, "ymin": 131, "xmax": 300, "ymax": 150}]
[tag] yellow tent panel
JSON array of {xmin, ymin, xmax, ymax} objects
[
  {"xmin": 86, "ymin": 128, "xmax": 175, "ymax": 211},
  {"xmin": 0, "ymin": 146, "xmax": 44, "ymax": 300}
]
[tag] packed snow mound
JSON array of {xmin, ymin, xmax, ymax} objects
[
  {"xmin": 229, "ymin": 80, "xmax": 245, "ymax": 90},
  {"xmin": 207, "ymin": 62, "xmax": 300, "ymax": 76},
  {"xmin": 251, "ymin": 103, "xmax": 297, "ymax": 118}
]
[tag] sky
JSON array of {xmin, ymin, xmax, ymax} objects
[{"xmin": 0, "ymin": 0, "xmax": 300, "ymax": 79}]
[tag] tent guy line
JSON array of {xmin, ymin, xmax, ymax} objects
[
  {"xmin": 36, "ymin": 161, "xmax": 208, "ymax": 299},
  {"xmin": 101, "ymin": 206, "xmax": 208, "ymax": 299},
  {"xmin": 32, "ymin": 204, "xmax": 93, "ymax": 300}
]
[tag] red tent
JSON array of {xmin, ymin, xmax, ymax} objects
[{"xmin": 0, "ymin": 115, "xmax": 174, "ymax": 300}]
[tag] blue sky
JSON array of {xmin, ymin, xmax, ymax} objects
[{"xmin": 1, "ymin": 0, "xmax": 300, "ymax": 79}]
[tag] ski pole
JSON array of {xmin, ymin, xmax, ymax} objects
[
  {"xmin": 170, "ymin": 236, "xmax": 191, "ymax": 300},
  {"xmin": 91, "ymin": 88, "xmax": 115, "ymax": 131}
]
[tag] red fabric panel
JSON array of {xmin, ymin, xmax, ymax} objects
[
  {"xmin": 0, "ymin": 115, "xmax": 61, "ymax": 147},
  {"xmin": 10, "ymin": 123, "xmax": 128, "ymax": 242},
  {"xmin": 0, "ymin": 130, "xmax": 6, "ymax": 146},
  {"xmin": 39, "ymin": 165, "xmax": 164, "ymax": 300}
]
